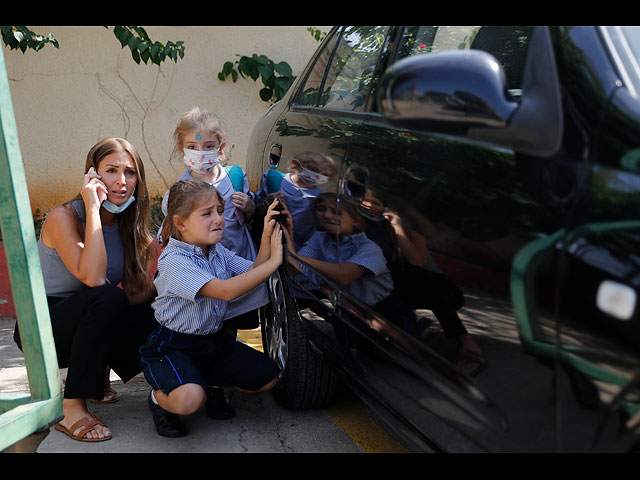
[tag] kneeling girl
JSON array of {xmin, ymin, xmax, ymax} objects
[{"xmin": 139, "ymin": 179, "xmax": 283, "ymax": 437}]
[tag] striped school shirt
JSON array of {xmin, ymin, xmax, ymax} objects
[
  {"xmin": 297, "ymin": 231, "xmax": 393, "ymax": 306},
  {"xmin": 152, "ymin": 236, "xmax": 253, "ymax": 335}
]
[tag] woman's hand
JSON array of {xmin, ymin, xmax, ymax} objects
[{"xmin": 81, "ymin": 167, "xmax": 108, "ymax": 209}]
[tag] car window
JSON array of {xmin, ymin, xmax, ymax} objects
[
  {"xmin": 295, "ymin": 26, "xmax": 392, "ymax": 112},
  {"xmin": 396, "ymin": 26, "xmax": 534, "ymax": 96}
]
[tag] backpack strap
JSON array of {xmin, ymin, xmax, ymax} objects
[{"xmin": 224, "ymin": 165, "xmax": 245, "ymax": 192}]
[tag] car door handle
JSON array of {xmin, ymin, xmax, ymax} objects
[{"xmin": 269, "ymin": 143, "xmax": 282, "ymax": 168}]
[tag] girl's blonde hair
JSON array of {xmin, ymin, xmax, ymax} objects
[
  {"xmin": 70, "ymin": 137, "xmax": 155, "ymax": 295},
  {"xmin": 171, "ymin": 106, "xmax": 227, "ymax": 163},
  {"xmin": 161, "ymin": 179, "xmax": 224, "ymax": 245}
]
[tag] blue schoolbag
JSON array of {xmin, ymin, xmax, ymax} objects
[
  {"xmin": 224, "ymin": 165, "xmax": 245, "ymax": 192},
  {"xmin": 263, "ymin": 168, "xmax": 285, "ymax": 194}
]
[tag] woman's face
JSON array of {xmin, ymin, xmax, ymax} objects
[{"xmin": 96, "ymin": 151, "xmax": 138, "ymax": 206}]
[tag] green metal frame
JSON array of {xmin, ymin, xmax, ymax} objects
[
  {"xmin": 0, "ymin": 47, "xmax": 62, "ymax": 451},
  {"xmin": 511, "ymin": 221, "xmax": 640, "ymax": 413}
]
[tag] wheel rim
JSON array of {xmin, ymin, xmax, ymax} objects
[{"xmin": 264, "ymin": 271, "xmax": 288, "ymax": 378}]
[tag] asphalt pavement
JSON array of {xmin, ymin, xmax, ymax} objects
[{"xmin": 0, "ymin": 315, "xmax": 373, "ymax": 453}]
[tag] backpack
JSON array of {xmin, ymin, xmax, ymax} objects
[
  {"xmin": 263, "ymin": 168, "xmax": 285, "ymax": 195},
  {"xmin": 224, "ymin": 165, "xmax": 245, "ymax": 192}
]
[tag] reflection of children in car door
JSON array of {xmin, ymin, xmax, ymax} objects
[
  {"xmin": 283, "ymin": 193, "xmax": 420, "ymax": 338},
  {"xmin": 254, "ymin": 152, "xmax": 337, "ymax": 250}
]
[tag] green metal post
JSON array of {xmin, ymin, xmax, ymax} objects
[{"xmin": 0, "ymin": 46, "xmax": 62, "ymax": 452}]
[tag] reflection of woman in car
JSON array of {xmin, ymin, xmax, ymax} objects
[
  {"xmin": 360, "ymin": 189, "xmax": 486, "ymax": 376},
  {"xmin": 284, "ymin": 193, "xmax": 421, "ymax": 337}
]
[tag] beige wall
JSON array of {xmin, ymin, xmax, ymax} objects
[{"xmin": 3, "ymin": 26, "xmax": 330, "ymax": 212}]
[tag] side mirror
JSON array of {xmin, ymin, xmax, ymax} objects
[
  {"xmin": 379, "ymin": 49, "xmax": 519, "ymax": 131},
  {"xmin": 378, "ymin": 27, "xmax": 563, "ymax": 157}
]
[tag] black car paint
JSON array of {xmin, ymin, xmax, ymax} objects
[{"xmin": 246, "ymin": 26, "xmax": 640, "ymax": 452}]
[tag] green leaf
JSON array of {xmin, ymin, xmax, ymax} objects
[
  {"xmin": 275, "ymin": 61, "xmax": 292, "ymax": 77},
  {"xmin": 259, "ymin": 87, "xmax": 273, "ymax": 101},
  {"xmin": 222, "ymin": 61, "xmax": 234, "ymax": 76}
]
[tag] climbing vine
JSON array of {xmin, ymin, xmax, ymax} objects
[
  {"xmin": 1, "ymin": 26, "xmax": 185, "ymax": 66},
  {"xmin": 217, "ymin": 26, "xmax": 327, "ymax": 104}
]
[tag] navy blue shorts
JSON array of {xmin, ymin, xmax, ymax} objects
[{"xmin": 139, "ymin": 325, "xmax": 280, "ymax": 394}]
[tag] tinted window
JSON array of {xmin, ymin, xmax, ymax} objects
[
  {"xmin": 397, "ymin": 26, "xmax": 534, "ymax": 94},
  {"xmin": 296, "ymin": 26, "xmax": 392, "ymax": 111}
]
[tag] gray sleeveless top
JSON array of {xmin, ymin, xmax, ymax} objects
[{"xmin": 38, "ymin": 199, "xmax": 124, "ymax": 297}]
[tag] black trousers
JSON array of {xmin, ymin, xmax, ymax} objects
[
  {"xmin": 14, "ymin": 284, "xmax": 157, "ymax": 400},
  {"xmin": 391, "ymin": 264, "xmax": 468, "ymax": 339}
]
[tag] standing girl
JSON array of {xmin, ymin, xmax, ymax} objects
[
  {"xmin": 140, "ymin": 180, "xmax": 282, "ymax": 437},
  {"xmin": 14, "ymin": 138, "xmax": 158, "ymax": 442}
]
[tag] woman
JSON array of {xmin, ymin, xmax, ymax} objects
[{"xmin": 14, "ymin": 138, "xmax": 158, "ymax": 442}]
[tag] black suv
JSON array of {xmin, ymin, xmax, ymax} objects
[{"xmin": 246, "ymin": 26, "xmax": 640, "ymax": 452}]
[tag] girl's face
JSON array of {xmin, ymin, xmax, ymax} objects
[
  {"xmin": 177, "ymin": 194, "xmax": 225, "ymax": 250},
  {"xmin": 315, "ymin": 198, "xmax": 356, "ymax": 236},
  {"xmin": 183, "ymin": 129, "xmax": 225, "ymax": 153},
  {"xmin": 96, "ymin": 151, "xmax": 138, "ymax": 206},
  {"xmin": 291, "ymin": 158, "xmax": 333, "ymax": 187}
]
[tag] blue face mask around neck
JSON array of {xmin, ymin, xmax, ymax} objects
[{"xmin": 102, "ymin": 194, "xmax": 135, "ymax": 214}]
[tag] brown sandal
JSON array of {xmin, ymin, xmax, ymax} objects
[
  {"xmin": 54, "ymin": 416, "xmax": 112, "ymax": 442},
  {"xmin": 90, "ymin": 387, "xmax": 119, "ymax": 404}
]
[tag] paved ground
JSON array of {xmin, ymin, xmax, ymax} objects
[{"xmin": 0, "ymin": 316, "xmax": 386, "ymax": 453}]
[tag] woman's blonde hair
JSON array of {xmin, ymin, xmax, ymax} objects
[
  {"xmin": 69, "ymin": 137, "xmax": 155, "ymax": 295},
  {"xmin": 171, "ymin": 106, "xmax": 227, "ymax": 164},
  {"xmin": 161, "ymin": 179, "xmax": 224, "ymax": 245}
]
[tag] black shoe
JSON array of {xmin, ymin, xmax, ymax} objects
[
  {"xmin": 205, "ymin": 387, "xmax": 236, "ymax": 420},
  {"xmin": 147, "ymin": 391, "xmax": 188, "ymax": 437}
]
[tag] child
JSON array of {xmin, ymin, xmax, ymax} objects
[
  {"xmin": 254, "ymin": 152, "xmax": 337, "ymax": 250},
  {"xmin": 139, "ymin": 179, "xmax": 283, "ymax": 438},
  {"xmin": 160, "ymin": 107, "xmax": 256, "ymax": 259}
]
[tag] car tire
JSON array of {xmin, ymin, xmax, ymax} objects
[{"xmin": 260, "ymin": 267, "xmax": 336, "ymax": 409}]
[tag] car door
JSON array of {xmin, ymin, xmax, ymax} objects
[
  {"xmin": 339, "ymin": 26, "xmax": 552, "ymax": 452},
  {"xmin": 293, "ymin": 26, "xmax": 514, "ymax": 451},
  {"xmin": 356, "ymin": 25, "xmax": 640, "ymax": 452}
]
